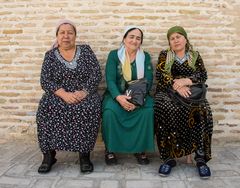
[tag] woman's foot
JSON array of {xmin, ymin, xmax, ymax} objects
[
  {"xmin": 196, "ymin": 162, "xmax": 211, "ymax": 179},
  {"xmin": 38, "ymin": 150, "xmax": 57, "ymax": 173},
  {"xmin": 186, "ymin": 154, "xmax": 193, "ymax": 164},
  {"xmin": 80, "ymin": 152, "xmax": 94, "ymax": 173},
  {"xmin": 105, "ymin": 151, "xmax": 117, "ymax": 165},
  {"xmin": 134, "ymin": 152, "xmax": 150, "ymax": 165},
  {"xmin": 158, "ymin": 159, "xmax": 176, "ymax": 177}
]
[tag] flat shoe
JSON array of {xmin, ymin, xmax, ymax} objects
[
  {"xmin": 80, "ymin": 157, "xmax": 94, "ymax": 173},
  {"xmin": 158, "ymin": 164, "xmax": 172, "ymax": 177},
  {"xmin": 134, "ymin": 153, "xmax": 150, "ymax": 165},
  {"xmin": 38, "ymin": 158, "xmax": 57, "ymax": 173},
  {"xmin": 80, "ymin": 161, "xmax": 93, "ymax": 173},
  {"xmin": 158, "ymin": 159, "xmax": 176, "ymax": 177},
  {"xmin": 105, "ymin": 152, "xmax": 117, "ymax": 165},
  {"xmin": 197, "ymin": 164, "xmax": 211, "ymax": 179}
]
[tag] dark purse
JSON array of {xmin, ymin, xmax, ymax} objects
[
  {"xmin": 125, "ymin": 78, "xmax": 148, "ymax": 106},
  {"xmin": 168, "ymin": 83, "xmax": 207, "ymax": 107}
]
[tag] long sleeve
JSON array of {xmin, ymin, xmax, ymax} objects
[
  {"xmin": 105, "ymin": 50, "xmax": 121, "ymax": 99},
  {"xmin": 144, "ymin": 52, "xmax": 153, "ymax": 92},
  {"xmin": 155, "ymin": 50, "xmax": 172, "ymax": 93},
  {"xmin": 190, "ymin": 53, "xmax": 208, "ymax": 83},
  {"xmin": 80, "ymin": 45, "xmax": 102, "ymax": 94},
  {"xmin": 40, "ymin": 51, "xmax": 62, "ymax": 94}
]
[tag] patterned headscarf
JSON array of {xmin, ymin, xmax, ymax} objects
[
  {"xmin": 165, "ymin": 26, "xmax": 198, "ymax": 74},
  {"xmin": 51, "ymin": 19, "xmax": 77, "ymax": 49},
  {"xmin": 117, "ymin": 26, "xmax": 145, "ymax": 81}
]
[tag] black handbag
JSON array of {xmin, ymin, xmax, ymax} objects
[
  {"xmin": 168, "ymin": 83, "xmax": 207, "ymax": 107},
  {"xmin": 125, "ymin": 78, "xmax": 148, "ymax": 106}
]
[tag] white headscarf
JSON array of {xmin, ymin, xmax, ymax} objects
[{"xmin": 117, "ymin": 26, "xmax": 145, "ymax": 81}]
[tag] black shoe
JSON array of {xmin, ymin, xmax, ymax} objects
[
  {"xmin": 134, "ymin": 152, "xmax": 150, "ymax": 165},
  {"xmin": 158, "ymin": 159, "xmax": 176, "ymax": 177},
  {"xmin": 196, "ymin": 162, "xmax": 211, "ymax": 179},
  {"xmin": 38, "ymin": 150, "xmax": 57, "ymax": 173},
  {"xmin": 80, "ymin": 152, "xmax": 94, "ymax": 173},
  {"xmin": 105, "ymin": 151, "xmax": 117, "ymax": 165}
]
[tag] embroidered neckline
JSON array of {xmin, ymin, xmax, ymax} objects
[
  {"xmin": 54, "ymin": 46, "xmax": 81, "ymax": 69},
  {"xmin": 175, "ymin": 52, "xmax": 189, "ymax": 65}
]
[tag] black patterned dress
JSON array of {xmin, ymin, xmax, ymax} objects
[
  {"xmin": 154, "ymin": 50, "xmax": 213, "ymax": 163},
  {"xmin": 36, "ymin": 45, "xmax": 102, "ymax": 154}
]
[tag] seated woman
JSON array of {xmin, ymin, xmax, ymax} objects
[
  {"xmin": 36, "ymin": 19, "xmax": 102, "ymax": 174},
  {"xmin": 102, "ymin": 26, "xmax": 155, "ymax": 165},
  {"xmin": 154, "ymin": 26, "xmax": 213, "ymax": 179}
]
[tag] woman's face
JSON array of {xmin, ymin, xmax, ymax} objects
[
  {"xmin": 57, "ymin": 24, "xmax": 76, "ymax": 50},
  {"xmin": 123, "ymin": 29, "xmax": 142, "ymax": 52},
  {"xmin": 169, "ymin": 32, "xmax": 187, "ymax": 53}
]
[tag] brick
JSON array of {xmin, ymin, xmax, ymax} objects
[
  {"xmin": 179, "ymin": 10, "xmax": 200, "ymax": 14},
  {"xmin": 126, "ymin": 2, "xmax": 143, "ymax": 6},
  {"xmin": 102, "ymin": 2, "xmax": 123, "ymax": 6},
  {"xmin": 0, "ymin": 119, "xmax": 22, "ymax": 123},
  {"xmin": 230, "ymin": 130, "xmax": 240, "ymax": 133},
  {"xmin": 224, "ymin": 101, "xmax": 240, "ymax": 105},
  {"xmin": 48, "ymin": 3, "xmax": 68, "ymax": 8},
  {"xmin": 100, "ymin": 181, "xmax": 119, "ymax": 188},
  {"xmin": 213, "ymin": 115, "xmax": 225, "ymax": 121},
  {"xmin": 32, "ymin": 179, "xmax": 55, "ymax": 188},
  {"xmin": 56, "ymin": 180, "xmax": 93, "ymax": 188},
  {"xmin": 3, "ymin": 30, "xmax": 23, "ymax": 34},
  {"xmin": 192, "ymin": 2, "xmax": 213, "ymax": 7},
  {"xmin": 0, "ymin": 99, "xmax": 7, "ymax": 104},
  {"xmin": 214, "ymin": 130, "xmax": 225, "ymax": 134},
  {"xmin": 1, "ymin": 106, "xmax": 19, "ymax": 109},
  {"xmin": 125, "ymin": 16, "xmax": 145, "ymax": 20},
  {"xmin": 0, "ymin": 92, "xmax": 20, "ymax": 97},
  {"xmin": 0, "ymin": 176, "xmax": 31, "ymax": 186},
  {"xmin": 0, "ymin": 11, "xmax": 12, "ymax": 15},
  {"xmin": 80, "ymin": 10, "xmax": 100, "ymax": 14}
]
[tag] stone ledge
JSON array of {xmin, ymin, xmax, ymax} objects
[{"xmin": 1, "ymin": 125, "xmax": 240, "ymax": 146}]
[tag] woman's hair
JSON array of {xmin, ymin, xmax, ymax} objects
[
  {"xmin": 56, "ymin": 23, "xmax": 77, "ymax": 36},
  {"xmin": 123, "ymin": 28, "xmax": 144, "ymax": 44}
]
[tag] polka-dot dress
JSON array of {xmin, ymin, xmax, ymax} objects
[
  {"xmin": 36, "ymin": 45, "xmax": 102, "ymax": 154},
  {"xmin": 154, "ymin": 50, "xmax": 213, "ymax": 162}
]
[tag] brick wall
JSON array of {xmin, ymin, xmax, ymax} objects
[{"xmin": 0, "ymin": 0, "xmax": 240, "ymax": 141}]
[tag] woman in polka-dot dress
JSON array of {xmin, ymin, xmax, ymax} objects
[
  {"xmin": 36, "ymin": 20, "xmax": 101, "ymax": 174},
  {"xmin": 154, "ymin": 26, "xmax": 213, "ymax": 179}
]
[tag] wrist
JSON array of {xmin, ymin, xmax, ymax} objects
[
  {"xmin": 185, "ymin": 78, "xmax": 192, "ymax": 85},
  {"xmin": 115, "ymin": 95, "xmax": 122, "ymax": 102},
  {"xmin": 55, "ymin": 88, "xmax": 66, "ymax": 97},
  {"xmin": 82, "ymin": 89, "xmax": 89, "ymax": 96}
]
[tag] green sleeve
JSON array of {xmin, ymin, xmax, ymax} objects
[
  {"xmin": 144, "ymin": 52, "xmax": 153, "ymax": 92},
  {"xmin": 105, "ymin": 50, "xmax": 121, "ymax": 99}
]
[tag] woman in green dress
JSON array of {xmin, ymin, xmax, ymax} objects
[{"xmin": 102, "ymin": 26, "xmax": 155, "ymax": 165}]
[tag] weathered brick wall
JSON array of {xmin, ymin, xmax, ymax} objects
[{"xmin": 0, "ymin": 0, "xmax": 240, "ymax": 141}]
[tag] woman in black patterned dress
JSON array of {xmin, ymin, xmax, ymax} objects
[
  {"xmin": 36, "ymin": 20, "xmax": 102, "ymax": 174},
  {"xmin": 154, "ymin": 26, "xmax": 213, "ymax": 178}
]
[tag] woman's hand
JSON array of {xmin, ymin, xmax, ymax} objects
[
  {"xmin": 55, "ymin": 88, "xmax": 80, "ymax": 104},
  {"xmin": 73, "ymin": 90, "xmax": 88, "ymax": 101},
  {"xmin": 116, "ymin": 95, "xmax": 136, "ymax": 111},
  {"xmin": 173, "ymin": 78, "xmax": 192, "ymax": 91},
  {"xmin": 176, "ymin": 86, "xmax": 191, "ymax": 98}
]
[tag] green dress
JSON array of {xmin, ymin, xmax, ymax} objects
[{"xmin": 102, "ymin": 49, "xmax": 155, "ymax": 153}]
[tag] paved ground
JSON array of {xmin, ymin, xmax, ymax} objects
[{"xmin": 0, "ymin": 138, "xmax": 239, "ymax": 188}]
